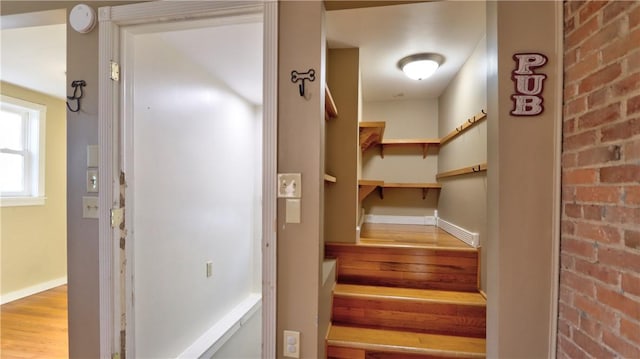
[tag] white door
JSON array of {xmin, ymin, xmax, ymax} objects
[{"xmin": 98, "ymin": 2, "xmax": 277, "ymax": 358}]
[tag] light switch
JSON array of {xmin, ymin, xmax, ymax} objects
[
  {"xmin": 82, "ymin": 196, "xmax": 99, "ymax": 219},
  {"xmin": 278, "ymin": 173, "xmax": 302, "ymax": 198},
  {"xmin": 87, "ymin": 145, "xmax": 98, "ymax": 167},
  {"xmin": 87, "ymin": 169, "xmax": 98, "ymax": 192},
  {"xmin": 285, "ymin": 199, "xmax": 301, "ymax": 223}
]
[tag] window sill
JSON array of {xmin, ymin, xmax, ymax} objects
[{"xmin": 0, "ymin": 196, "xmax": 46, "ymax": 207}]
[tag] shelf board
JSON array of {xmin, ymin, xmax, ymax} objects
[
  {"xmin": 379, "ymin": 138, "xmax": 440, "ymax": 158},
  {"xmin": 325, "ymin": 85, "xmax": 338, "ymax": 120},
  {"xmin": 358, "ymin": 179, "xmax": 384, "ymax": 202},
  {"xmin": 324, "ymin": 173, "xmax": 337, "ymax": 183},
  {"xmin": 359, "ymin": 122, "xmax": 386, "ymax": 152},
  {"xmin": 436, "ymin": 163, "xmax": 487, "ymax": 180},
  {"xmin": 440, "ymin": 110, "xmax": 487, "ymax": 146}
]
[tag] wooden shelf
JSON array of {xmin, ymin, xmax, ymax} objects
[
  {"xmin": 440, "ymin": 110, "xmax": 487, "ymax": 146},
  {"xmin": 358, "ymin": 179, "xmax": 384, "ymax": 202},
  {"xmin": 379, "ymin": 138, "xmax": 440, "ymax": 158},
  {"xmin": 324, "ymin": 173, "xmax": 337, "ymax": 183},
  {"xmin": 325, "ymin": 85, "xmax": 338, "ymax": 120},
  {"xmin": 359, "ymin": 122, "xmax": 385, "ymax": 152},
  {"xmin": 436, "ymin": 163, "xmax": 487, "ymax": 180}
]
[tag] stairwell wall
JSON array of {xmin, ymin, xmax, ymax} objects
[{"xmin": 437, "ymin": 36, "xmax": 488, "ymax": 291}]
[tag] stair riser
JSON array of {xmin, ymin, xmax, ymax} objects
[
  {"xmin": 327, "ymin": 346, "xmax": 466, "ymax": 359},
  {"xmin": 326, "ymin": 245, "xmax": 479, "ymax": 291},
  {"xmin": 332, "ymin": 297, "xmax": 486, "ymax": 338}
]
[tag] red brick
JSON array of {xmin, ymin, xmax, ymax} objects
[
  {"xmin": 579, "ymin": 63, "xmax": 623, "ymax": 94},
  {"xmin": 602, "ymin": 0, "xmax": 636, "ymax": 24},
  {"xmin": 600, "ymin": 164, "xmax": 640, "ymax": 183},
  {"xmin": 565, "ymin": 82, "xmax": 579, "ymax": 99},
  {"xmin": 574, "ymin": 293, "xmax": 619, "ymax": 328},
  {"xmin": 562, "ymin": 236, "xmax": 597, "ymax": 260},
  {"xmin": 561, "ymin": 253, "xmax": 576, "ymax": 270},
  {"xmin": 629, "ymin": 50, "xmax": 640, "ymax": 73},
  {"xmin": 560, "ymin": 279, "xmax": 576, "ymax": 303},
  {"xmin": 602, "ymin": 331, "xmax": 640, "ymax": 358},
  {"xmin": 628, "ymin": 94, "xmax": 640, "ymax": 116},
  {"xmin": 568, "ymin": 1, "xmax": 587, "ymax": 16},
  {"xmin": 565, "ymin": 168, "xmax": 598, "ymax": 185},
  {"xmin": 563, "ymin": 185, "xmax": 576, "ymax": 202},
  {"xmin": 562, "ymin": 271, "xmax": 597, "ymax": 298},
  {"xmin": 575, "ymin": 257, "xmax": 620, "ymax": 285},
  {"xmin": 567, "ymin": 14, "xmax": 600, "ymax": 48},
  {"xmin": 558, "ymin": 335, "xmax": 590, "ymax": 359},
  {"xmin": 601, "ymin": 117, "xmax": 640, "ymax": 142},
  {"xmin": 610, "ymin": 71, "xmax": 640, "ymax": 98},
  {"xmin": 558, "ymin": 319, "xmax": 572, "ymax": 338},
  {"xmin": 566, "ymin": 203, "xmax": 583, "ymax": 218},
  {"xmin": 565, "ymin": 47, "xmax": 578, "ymax": 68},
  {"xmin": 574, "ymin": 328, "xmax": 616, "ymax": 358},
  {"xmin": 579, "ymin": 0, "xmax": 608, "ymax": 23},
  {"xmin": 624, "ymin": 140, "xmax": 640, "ymax": 160},
  {"xmin": 564, "ymin": 130, "xmax": 597, "ymax": 151},
  {"xmin": 559, "ymin": 300, "xmax": 582, "ymax": 326},
  {"xmin": 620, "ymin": 317, "xmax": 640, "ymax": 343},
  {"xmin": 583, "ymin": 204, "xmax": 604, "ymax": 220},
  {"xmin": 581, "ymin": 18, "xmax": 625, "ymax": 56},
  {"xmin": 624, "ymin": 230, "xmax": 640, "ymax": 251},
  {"xmin": 598, "ymin": 246, "xmax": 640, "ymax": 272},
  {"xmin": 579, "ymin": 314, "xmax": 603, "ymax": 339},
  {"xmin": 602, "ymin": 27, "xmax": 640, "ymax": 64},
  {"xmin": 562, "ymin": 220, "xmax": 576, "ymax": 235},
  {"xmin": 564, "ymin": 118, "xmax": 576, "ymax": 135},
  {"xmin": 563, "ymin": 152, "xmax": 578, "ymax": 168},
  {"xmin": 576, "ymin": 222, "xmax": 621, "ymax": 244},
  {"xmin": 631, "ymin": 3, "xmax": 640, "ymax": 30},
  {"xmin": 587, "ymin": 87, "xmax": 608, "ymax": 108},
  {"xmin": 597, "ymin": 285, "xmax": 640, "ymax": 318},
  {"xmin": 577, "ymin": 102, "xmax": 621, "ymax": 129},
  {"xmin": 577, "ymin": 145, "xmax": 622, "ymax": 166},
  {"xmin": 621, "ymin": 272, "xmax": 640, "ymax": 297},
  {"xmin": 566, "ymin": 52, "xmax": 600, "ymax": 83},
  {"xmin": 624, "ymin": 186, "xmax": 640, "ymax": 205},
  {"xmin": 575, "ymin": 186, "xmax": 621, "ymax": 203},
  {"xmin": 603, "ymin": 207, "xmax": 640, "ymax": 225},
  {"xmin": 565, "ymin": 96, "xmax": 587, "ymax": 116}
]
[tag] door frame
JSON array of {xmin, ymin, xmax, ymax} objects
[{"xmin": 97, "ymin": 2, "xmax": 278, "ymax": 358}]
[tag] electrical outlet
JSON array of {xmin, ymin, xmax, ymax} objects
[
  {"xmin": 277, "ymin": 173, "xmax": 302, "ymax": 198},
  {"xmin": 283, "ymin": 330, "xmax": 300, "ymax": 358}
]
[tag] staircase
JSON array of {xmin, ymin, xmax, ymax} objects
[{"xmin": 325, "ymin": 224, "xmax": 486, "ymax": 358}]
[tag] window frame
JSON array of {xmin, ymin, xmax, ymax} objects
[{"xmin": 0, "ymin": 95, "xmax": 47, "ymax": 207}]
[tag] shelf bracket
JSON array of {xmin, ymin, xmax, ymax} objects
[
  {"xmin": 422, "ymin": 144, "xmax": 428, "ymax": 158},
  {"xmin": 422, "ymin": 188, "xmax": 428, "ymax": 200},
  {"xmin": 378, "ymin": 187, "xmax": 384, "ymax": 200},
  {"xmin": 380, "ymin": 144, "xmax": 385, "ymax": 158}
]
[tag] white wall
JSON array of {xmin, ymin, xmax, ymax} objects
[
  {"xmin": 437, "ymin": 36, "xmax": 487, "ymax": 289},
  {"xmin": 361, "ymin": 99, "xmax": 439, "ymax": 216},
  {"xmin": 131, "ymin": 32, "xmax": 261, "ymax": 358}
]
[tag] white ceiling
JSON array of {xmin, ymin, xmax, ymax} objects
[
  {"xmin": 326, "ymin": 1, "xmax": 486, "ymax": 102},
  {"xmin": 0, "ymin": 2, "xmax": 486, "ymax": 105}
]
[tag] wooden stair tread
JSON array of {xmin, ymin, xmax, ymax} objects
[
  {"xmin": 327, "ymin": 241, "xmax": 477, "ymax": 253},
  {"xmin": 334, "ymin": 284, "xmax": 485, "ymax": 306},
  {"xmin": 327, "ymin": 325, "xmax": 486, "ymax": 358}
]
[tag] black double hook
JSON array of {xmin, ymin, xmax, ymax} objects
[
  {"xmin": 66, "ymin": 80, "xmax": 86, "ymax": 113},
  {"xmin": 291, "ymin": 69, "xmax": 316, "ymax": 97}
]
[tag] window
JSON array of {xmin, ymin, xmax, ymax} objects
[{"xmin": 0, "ymin": 95, "xmax": 46, "ymax": 206}]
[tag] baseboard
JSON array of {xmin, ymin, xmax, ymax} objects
[
  {"xmin": 179, "ymin": 293, "xmax": 262, "ymax": 358},
  {"xmin": 1, "ymin": 276, "xmax": 68, "ymax": 305},
  {"xmin": 436, "ymin": 217, "xmax": 480, "ymax": 248},
  {"xmin": 364, "ymin": 214, "xmax": 436, "ymax": 226}
]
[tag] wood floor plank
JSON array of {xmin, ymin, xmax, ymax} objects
[
  {"xmin": 360, "ymin": 224, "xmax": 471, "ymax": 249},
  {"xmin": 1, "ymin": 285, "xmax": 68, "ymax": 359}
]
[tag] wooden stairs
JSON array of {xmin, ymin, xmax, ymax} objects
[{"xmin": 325, "ymin": 225, "xmax": 486, "ymax": 358}]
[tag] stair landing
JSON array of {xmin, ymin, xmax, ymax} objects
[{"xmin": 360, "ymin": 223, "xmax": 471, "ymax": 248}]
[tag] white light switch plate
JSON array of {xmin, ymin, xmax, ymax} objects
[
  {"xmin": 277, "ymin": 173, "xmax": 302, "ymax": 198},
  {"xmin": 87, "ymin": 169, "xmax": 98, "ymax": 192},
  {"xmin": 285, "ymin": 199, "xmax": 301, "ymax": 223},
  {"xmin": 82, "ymin": 196, "xmax": 99, "ymax": 219}
]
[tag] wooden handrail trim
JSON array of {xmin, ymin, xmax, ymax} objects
[{"xmin": 325, "ymin": 85, "xmax": 338, "ymax": 119}]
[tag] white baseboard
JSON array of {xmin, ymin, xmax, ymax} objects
[
  {"xmin": 179, "ymin": 293, "xmax": 262, "ymax": 359},
  {"xmin": 437, "ymin": 218, "xmax": 480, "ymax": 248},
  {"xmin": 1, "ymin": 276, "xmax": 68, "ymax": 305},
  {"xmin": 364, "ymin": 214, "xmax": 436, "ymax": 226}
]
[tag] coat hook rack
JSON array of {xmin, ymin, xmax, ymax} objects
[
  {"xmin": 291, "ymin": 69, "xmax": 316, "ymax": 97},
  {"xmin": 67, "ymin": 80, "xmax": 86, "ymax": 113}
]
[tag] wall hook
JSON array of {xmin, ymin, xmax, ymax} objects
[
  {"xmin": 67, "ymin": 80, "xmax": 86, "ymax": 113},
  {"xmin": 291, "ymin": 69, "xmax": 316, "ymax": 97},
  {"xmin": 481, "ymin": 109, "xmax": 486, "ymax": 115}
]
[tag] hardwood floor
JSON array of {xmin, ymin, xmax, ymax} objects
[
  {"xmin": 1, "ymin": 285, "xmax": 68, "ymax": 359},
  {"xmin": 360, "ymin": 223, "xmax": 471, "ymax": 248}
]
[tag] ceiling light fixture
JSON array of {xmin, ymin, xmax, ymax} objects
[{"xmin": 397, "ymin": 53, "xmax": 444, "ymax": 81}]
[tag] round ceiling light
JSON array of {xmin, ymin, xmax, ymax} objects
[{"xmin": 397, "ymin": 53, "xmax": 444, "ymax": 80}]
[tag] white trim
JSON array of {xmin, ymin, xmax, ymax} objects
[
  {"xmin": 548, "ymin": 1, "xmax": 563, "ymax": 357},
  {"xmin": 179, "ymin": 294, "xmax": 262, "ymax": 359},
  {"xmin": 99, "ymin": 2, "xmax": 277, "ymax": 358},
  {"xmin": 364, "ymin": 214, "xmax": 436, "ymax": 226},
  {"xmin": 0, "ymin": 196, "xmax": 46, "ymax": 207},
  {"xmin": 436, "ymin": 217, "xmax": 480, "ymax": 248},
  {"xmin": 0, "ymin": 276, "xmax": 67, "ymax": 305}
]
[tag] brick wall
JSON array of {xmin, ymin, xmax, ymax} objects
[{"xmin": 559, "ymin": 1, "xmax": 640, "ymax": 358}]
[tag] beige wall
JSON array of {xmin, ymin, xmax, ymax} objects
[
  {"xmin": 437, "ymin": 36, "xmax": 487, "ymax": 291},
  {"xmin": 0, "ymin": 82, "xmax": 67, "ymax": 297},
  {"xmin": 361, "ymin": 99, "xmax": 439, "ymax": 216},
  {"xmin": 325, "ymin": 48, "xmax": 359, "ymax": 243},
  {"xmin": 486, "ymin": 1, "xmax": 561, "ymax": 357},
  {"xmin": 277, "ymin": 2, "xmax": 325, "ymax": 358}
]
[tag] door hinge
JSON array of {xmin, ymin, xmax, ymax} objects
[
  {"xmin": 110, "ymin": 61, "xmax": 120, "ymax": 81},
  {"xmin": 111, "ymin": 208, "xmax": 124, "ymax": 228}
]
